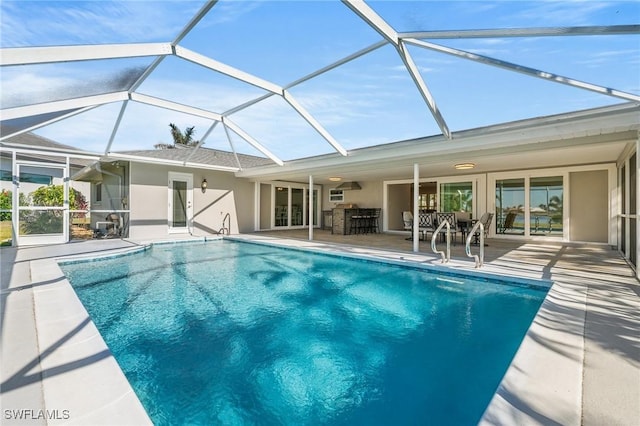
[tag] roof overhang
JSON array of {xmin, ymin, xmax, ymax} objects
[{"xmin": 236, "ymin": 102, "xmax": 640, "ymax": 183}]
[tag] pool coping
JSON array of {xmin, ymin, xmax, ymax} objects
[
  {"xmin": 6, "ymin": 234, "xmax": 635, "ymax": 425},
  {"xmin": 30, "ymin": 248, "xmax": 155, "ymax": 425}
]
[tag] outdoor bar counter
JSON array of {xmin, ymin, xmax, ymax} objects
[{"xmin": 331, "ymin": 204, "xmax": 359, "ymax": 235}]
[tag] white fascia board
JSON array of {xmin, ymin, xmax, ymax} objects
[
  {"xmin": 0, "ymin": 92, "xmax": 129, "ymax": 120},
  {"xmin": 342, "ymin": 0, "xmax": 398, "ymax": 45},
  {"xmin": 282, "ymin": 90, "xmax": 348, "ymax": 156},
  {"xmin": 175, "ymin": 46, "xmax": 283, "ymax": 94},
  {"xmin": 236, "ymin": 104, "xmax": 640, "ymax": 178},
  {"xmin": 396, "ymin": 41, "xmax": 451, "ymax": 139},
  {"xmin": 222, "ymin": 118, "xmax": 284, "ymax": 166},
  {"xmin": 399, "ymin": 25, "xmax": 640, "ymax": 40},
  {"xmin": 130, "ymin": 93, "xmax": 222, "ymax": 121},
  {"xmin": 1, "ymin": 43, "xmax": 173, "ymax": 66},
  {"xmin": 102, "ymin": 152, "xmax": 240, "ymax": 172},
  {"xmin": 405, "ymin": 38, "xmax": 640, "ymax": 103}
]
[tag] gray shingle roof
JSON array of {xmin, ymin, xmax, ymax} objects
[
  {"xmin": 2, "ymin": 132, "xmax": 274, "ymax": 170},
  {"xmin": 2, "ymin": 131, "xmax": 80, "ymax": 151},
  {"xmin": 118, "ymin": 146, "xmax": 274, "ymax": 169}
]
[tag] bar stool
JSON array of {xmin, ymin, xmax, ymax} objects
[{"xmin": 349, "ymin": 210, "xmax": 362, "ymax": 234}]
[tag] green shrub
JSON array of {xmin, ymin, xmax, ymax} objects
[{"xmin": 0, "ymin": 190, "xmax": 11, "ymax": 221}]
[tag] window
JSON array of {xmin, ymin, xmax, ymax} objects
[
  {"xmin": 329, "ymin": 189, "xmax": 344, "ymax": 202},
  {"xmin": 96, "ymin": 182, "xmax": 102, "ymax": 202},
  {"xmin": 440, "ymin": 182, "xmax": 472, "ymax": 213},
  {"xmin": 1, "ymin": 170, "xmax": 53, "ymax": 185}
]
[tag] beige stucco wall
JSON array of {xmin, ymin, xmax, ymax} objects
[
  {"xmin": 322, "ymin": 181, "xmax": 382, "ymax": 210},
  {"xmin": 129, "ymin": 163, "xmax": 255, "ymax": 240},
  {"xmin": 387, "ymin": 183, "xmax": 412, "ymax": 231},
  {"xmin": 259, "ymin": 183, "xmax": 271, "ymax": 230},
  {"xmin": 570, "ymin": 170, "xmax": 608, "ymax": 243}
]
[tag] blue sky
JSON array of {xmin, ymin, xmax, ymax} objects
[{"xmin": 1, "ymin": 1, "xmax": 638, "ymax": 160}]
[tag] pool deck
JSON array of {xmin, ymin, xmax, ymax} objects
[{"xmin": 1, "ymin": 231, "xmax": 638, "ymax": 425}]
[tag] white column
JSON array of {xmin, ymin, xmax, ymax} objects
[
  {"xmin": 63, "ymin": 156, "xmax": 70, "ymax": 242},
  {"xmin": 254, "ymin": 182, "xmax": 260, "ymax": 231},
  {"xmin": 309, "ymin": 175, "xmax": 314, "ymax": 241},
  {"xmin": 636, "ymin": 136, "xmax": 639, "ymax": 280},
  {"xmin": 413, "ymin": 163, "xmax": 420, "ymax": 252},
  {"xmin": 11, "ymin": 151, "xmax": 17, "ymax": 247}
]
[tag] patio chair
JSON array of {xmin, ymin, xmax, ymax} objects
[
  {"xmin": 418, "ymin": 211, "xmax": 436, "ymax": 241},
  {"xmin": 402, "ymin": 211, "xmax": 414, "ymax": 240},
  {"xmin": 471, "ymin": 212, "xmax": 494, "ymax": 245},
  {"xmin": 103, "ymin": 213, "xmax": 122, "ymax": 238},
  {"xmin": 435, "ymin": 212, "xmax": 459, "ymax": 244},
  {"xmin": 500, "ymin": 211, "xmax": 518, "ymax": 234}
]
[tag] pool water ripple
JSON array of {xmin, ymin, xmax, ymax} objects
[{"xmin": 60, "ymin": 240, "xmax": 547, "ymax": 425}]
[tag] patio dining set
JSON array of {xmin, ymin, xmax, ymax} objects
[{"xmin": 403, "ymin": 210, "xmax": 494, "ymax": 245}]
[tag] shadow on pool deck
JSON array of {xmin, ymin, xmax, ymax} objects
[{"xmin": 1, "ymin": 233, "xmax": 638, "ymax": 425}]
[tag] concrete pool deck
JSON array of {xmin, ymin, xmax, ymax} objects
[{"xmin": 1, "ymin": 232, "xmax": 638, "ymax": 425}]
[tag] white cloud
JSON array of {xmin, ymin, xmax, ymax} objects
[
  {"xmin": 0, "ymin": 1, "xmax": 203, "ymax": 46},
  {"xmin": 202, "ymin": 1, "xmax": 263, "ymax": 25}
]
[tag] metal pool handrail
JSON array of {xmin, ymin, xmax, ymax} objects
[
  {"xmin": 465, "ymin": 221, "xmax": 485, "ymax": 268},
  {"xmin": 431, "ymin": 220, "xmax": 451, "ymax": 263}
]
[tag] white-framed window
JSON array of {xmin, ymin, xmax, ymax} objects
[{"xmin": 329, "ymin": 189, "xmax": 344, "ymax": 202}]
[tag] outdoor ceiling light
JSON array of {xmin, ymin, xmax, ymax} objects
[
  {"xmin": 454, "ymin": 163, "xmax": 475, "ymax": 170},
  {"xmin": 329, "ymin": 177, "xmax": 342, "ymax": 182}
]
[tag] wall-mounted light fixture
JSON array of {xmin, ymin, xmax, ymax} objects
[{"xmin": 201, "ymin": 178, "xmax": 208, "ymax": 193}]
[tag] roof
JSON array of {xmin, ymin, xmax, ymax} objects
[
  {"xmin": 1, "ymin": 1, "xmax": 638, "ymax": 168},
  {"xmin": 1, "ymin": 130, "xmax": 80, "ymax": 152},
  {"xmin": 115, "ymin": 146, "xmax": 274, "ymax": 170}
]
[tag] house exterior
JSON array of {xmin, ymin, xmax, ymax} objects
[{"xmin": 1, "ymin": 102, "xmax": 638, "ymax": 277}]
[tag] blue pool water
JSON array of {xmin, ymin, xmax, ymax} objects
[{"xmin": 61, "ymin": 240, "xmax": 547, "ymax": 425}]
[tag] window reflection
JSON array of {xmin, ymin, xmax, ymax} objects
[{"xmin": 440, "ymin": 182, "xmax": 472, "ymax": 213}]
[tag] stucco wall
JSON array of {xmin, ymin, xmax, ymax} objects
[
  {"xmin": 129, "ymin": 163, "xmax": 255, "ymax": 240},
  {"xmin": 387, "ymin": 184, "xmax": 412, "ymax": 231},
  {"xmin": 322, "ymin": 181, "xmax": 382, "ymax": 210},
  {"xmin": 259, "ymin": 183, "xmax": 271, "ymax": 230},
  {"xmin": 570, "ymin": 170, "xmax": 608, "ymax": 243}
]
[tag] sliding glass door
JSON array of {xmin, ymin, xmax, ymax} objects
[
  {"xmin": 271, "ymin": 184, "xmax": 320, "ymax": 229},
  {"xmin": 530, "ymin": 176, "xmax": 563, "ymax": 237},
  {"xmin": 494, "ymin": 174, "xmax": 564, "ymax": 239}
]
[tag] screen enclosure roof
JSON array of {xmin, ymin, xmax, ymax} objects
[{"xmin": 1, "ymin": 1, "xmax": 639, "ymax": 179}]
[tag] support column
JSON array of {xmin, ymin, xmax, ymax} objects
[
  {"xmin": 413, "ymin": 163, "xmax": 420, "ymax": 253},
  {"xmin": 11, "ymin": 151, "xmax": 17, "ymax": 247},
  {"xmin": 309, "ymin": 175, "xmax": 314, "ymax": 241},
  {"xmin": 636, "ymin": 135, "xmax": 639, "ymax": 280}
]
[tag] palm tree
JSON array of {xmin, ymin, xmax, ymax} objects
[{"xmin": 154, "ymin": 123, "xmax": 200, "ymax": 149}]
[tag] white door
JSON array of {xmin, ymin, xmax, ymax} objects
[{"xmin": 168, "ymin": 172, "xmax": 193, "ymax": 234}]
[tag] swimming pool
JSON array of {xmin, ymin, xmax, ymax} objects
[{"xmin": 60, "ymin": 240, "xmax": 547, "ymax": 425}]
